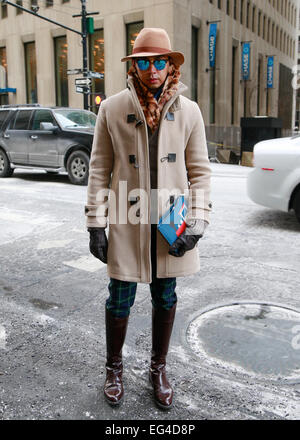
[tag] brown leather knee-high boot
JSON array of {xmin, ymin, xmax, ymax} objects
[
  {"xmin": 104, "ymin": 308, "xmax": 129, "ymax": 405},
  {"xmin": 149, "ymin": 303, "xmax": 177, "ymax": 410}
]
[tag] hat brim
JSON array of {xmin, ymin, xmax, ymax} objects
[{"xmin": 121, "ymin": 51, "xmax": 184, "ymax": 66}]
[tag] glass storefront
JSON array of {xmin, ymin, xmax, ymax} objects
[
  {"xmin": 0, "ymin": 47, "xmax": 8, "ymax": 105},
  {"xmin": 89, "ymin": 29, "xmax": 104, "ymax": 113},
  {"xmin": 54, "ymin": 36, "xmax": 68, "ymax": 107},
  {"xmin": 126, "ymin": 22, "xmax": 144, "ymax": 73},
  {"xmin": 24, "ymin": 41, "xmax": 38, "ymax": 104},
  {"xmin": 191, "ymin": 26, "xmax": 198, "ymax": 102}
]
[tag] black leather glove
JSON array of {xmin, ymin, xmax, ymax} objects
[
  {"xmin": 88, "ymin": 227, "xmax": 108, "ymax": 264},
  {"xmin": 168, "ymin": 232, "xmax": 201, "ymax": 257},
  {"xmin": 168, "ymin": 219, "xmax": 208, "ymax": 258}
]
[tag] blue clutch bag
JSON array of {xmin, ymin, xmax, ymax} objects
[{"xmin": 157, "ymin": 194, "xmax": 188, "ymax": 246}]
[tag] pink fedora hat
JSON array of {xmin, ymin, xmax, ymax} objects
[{"xmin": 121, "ymin": 27, "xmax": 184, "ymax": 66}]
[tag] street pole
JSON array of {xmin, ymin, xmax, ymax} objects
[
  {"xmin": 81, "ymin": 0, "xmax": 88, "ymax": 110},
  {"xmin": 2, "ymin": 0, "xmax": 99, "ymax": 111},
  {"xmin": 73, "ymin": 1, "xmax": 99, "ymax": 110}
]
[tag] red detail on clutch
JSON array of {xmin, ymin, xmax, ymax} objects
[{"xmin": 176, "ymin": 221, "xmax": 186, "ymax": 237}]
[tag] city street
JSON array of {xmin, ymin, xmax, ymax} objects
[{"xmin": 0, "ymin": 163, "xmax": 300, "ymax": 420}]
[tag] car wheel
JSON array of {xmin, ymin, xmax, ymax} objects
[
  {"xmin": 0, "ymin": 149, "xmax": 14, "ymax": 178},
  {"xmin": 293, "ymin": 189, "xmax": 300, "ymax": 223},
  {"xmin": 66, "ymin": 150, "xmax": 89, "ymax": 185}
]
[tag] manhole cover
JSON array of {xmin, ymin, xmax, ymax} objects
[{"xmin": 186, "ymin": 302, "xmax": 300, "ymax": 384}]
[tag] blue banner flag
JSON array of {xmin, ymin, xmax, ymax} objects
[
  {"xmin": 241, "ymin": 42, "xmax": 251, "ymax": 80},
  {"xmin": 267, "ymin": 56, "xmax": 274, "ymax": 88},
  {"xmin": 208, "ymin": 23, "xmax": 217, "ymax": 68}
]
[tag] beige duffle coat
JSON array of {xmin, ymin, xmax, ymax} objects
[{"xmin": 85, "ymin": 77, "xmax": 211, "ymax": 283}]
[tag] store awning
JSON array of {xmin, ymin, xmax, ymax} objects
[{"xmin": 0, "ymin": 88, "xmax": 16, "ymax": 93}]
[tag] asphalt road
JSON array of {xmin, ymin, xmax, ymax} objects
[{"xmin": 1, "ymin": 163, "xmax": 300, "ymax": 420}]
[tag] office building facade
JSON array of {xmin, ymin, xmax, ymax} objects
[{"xmin": 0, "ymin": 0, "xmax": 299, "ymax": 152}]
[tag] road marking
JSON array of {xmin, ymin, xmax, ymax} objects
[
  {"xmin": 0, "ymin": 325, "xmax": 6, "ymax": 349},
  {"xmin": 0, "ymin": 208, "xmax": 61, "ymax": 226},
  {"xmin": 37, "ymin": 239, "xmax": 74, "ymax": 249},
  {"xmin": 63, "ymin": 255, "xmax": 106, "ymax": 272}
]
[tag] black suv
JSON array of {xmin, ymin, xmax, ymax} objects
[{"xmin": 0, "ymin": 104, "xmax": 97, "ymax": 185}]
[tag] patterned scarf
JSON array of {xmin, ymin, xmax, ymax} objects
[{"xmin": 128, "ymin": 61, "xmax": 181, "ymax": 132}]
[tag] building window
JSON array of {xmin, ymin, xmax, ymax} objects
[
  {"xmin": 240, "ymin": 0, "xmax": 244, "ymax": 25},
  {"xmin": 246, "ymin": 1, "xmax": 250, "ymax": 28},
  {"xmin": 226, "ymin": 0, "xmax": 230, "ymax": 15},
  {"xmin": 54, "ymin": 36, "xmax": 68, "ymax": 107},
  {"xmin": 89, "ymin": 29, "xmax": 105, "ymax": 113},
  {"xmin": 231, "ymin": 44, "xmax": 237, "ymax": 124},
  {"xmin": 16, "ymin": 0, "xmax": 23, "ymax": 15},
  {"xmin": 252, "ymin": 6, "xmax": 256, "ymax": 32},
  {"xmin": 218, "ymin": 0, "xmax": 222, "ymax": 9},
  {"xmin": 284, "ymin": 0, "xmax": 287, "ymax": 18},
  {"xmin": 258, "ymin": 10, "xmax": 261, "ymax": 36},
  {"xmin": 257, "ymin": 54, "xmax": 262, "ymax": 116},
  {"xmin": 46, "ymin": 0, "xmax": 53, "ymax": 7},
  {"xmin": 24, "ymin": 42, "xmax": 37, "ymax": 103},
  {"xmin": 0, "ymin": 47, "xmax": 8, "ymax": 105},
  {"xmin": 1, "ymin": 3, "xmax": 8, "ymax": 18},
  {"xmin": 126, "ymin": 21, "xmax": 144, "ymax": 73},
  {"xmin": 191, "ymin": 26, "xmax": 198, "ymax": 102},
  {"xmin": 233, "ymin": 0, "xmax": 237, "ymax": 19}
]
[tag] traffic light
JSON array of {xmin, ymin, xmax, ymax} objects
[
  {"xmin": 86, "ymin": 17, "xmax": 94, "ymax": 34},
  {"xmin": 95, "ymin": 95, "xmax": 101, "ymax": 106},
  {"xmin": 94, "ymin": 93, "xmax": 106, "ymax": 106}
]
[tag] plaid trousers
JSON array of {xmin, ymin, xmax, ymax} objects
[{"xmin": 106, "ymin": 225, "xmax": 177, "ymax": 318}]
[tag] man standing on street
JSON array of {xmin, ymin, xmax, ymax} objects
[{"xmin": 85, "ymin": 28, "xmax": 211, "ymax": 410}]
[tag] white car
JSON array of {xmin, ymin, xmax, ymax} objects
[{"xmin": 247, "ymin": 134, "xmax": 300, "ymax": 223}]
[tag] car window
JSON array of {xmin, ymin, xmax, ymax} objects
[
  {"xmin": 13, "ymin": 110, "xmax": 33, "ymax": 130},
  {"xmin": 7, "ymin": 111, "xmax": 17, "ymax": 129},
  {"xmin": 31, "ymin": 110, "xmax": 57, "ymax": 130},
  {"xmin": 0, "ymin": 110, "xmax": 10, "ymax": 130},
  {"xmin": 53, "ymin": 109, "xmax": 96, "ymax": 129}
]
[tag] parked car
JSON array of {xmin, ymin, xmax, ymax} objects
[
  {"xmin": 0, "ymin": 104, "xmax": 97, "ymax": 185},
  {"xmin": 247, "ymin": 134, "xmax": 300, "ymax": 223}
]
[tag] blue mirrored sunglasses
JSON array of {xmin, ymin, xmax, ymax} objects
[{"xmin": 136, "ymin": 58, "xmax": 168, "ymax": 71}]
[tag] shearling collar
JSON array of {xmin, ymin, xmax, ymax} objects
[{"xmin": 127, "ymin": 76, "xmax": 188, "ymax": 114}]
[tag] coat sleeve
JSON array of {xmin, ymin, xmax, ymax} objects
[
  {"xmin": 85, "ymin": 101, "xmax": 114, "ymax": 228},
  {"xmin": 184, "ymin": 102, "xmax": 212, "ymax": 224}
]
